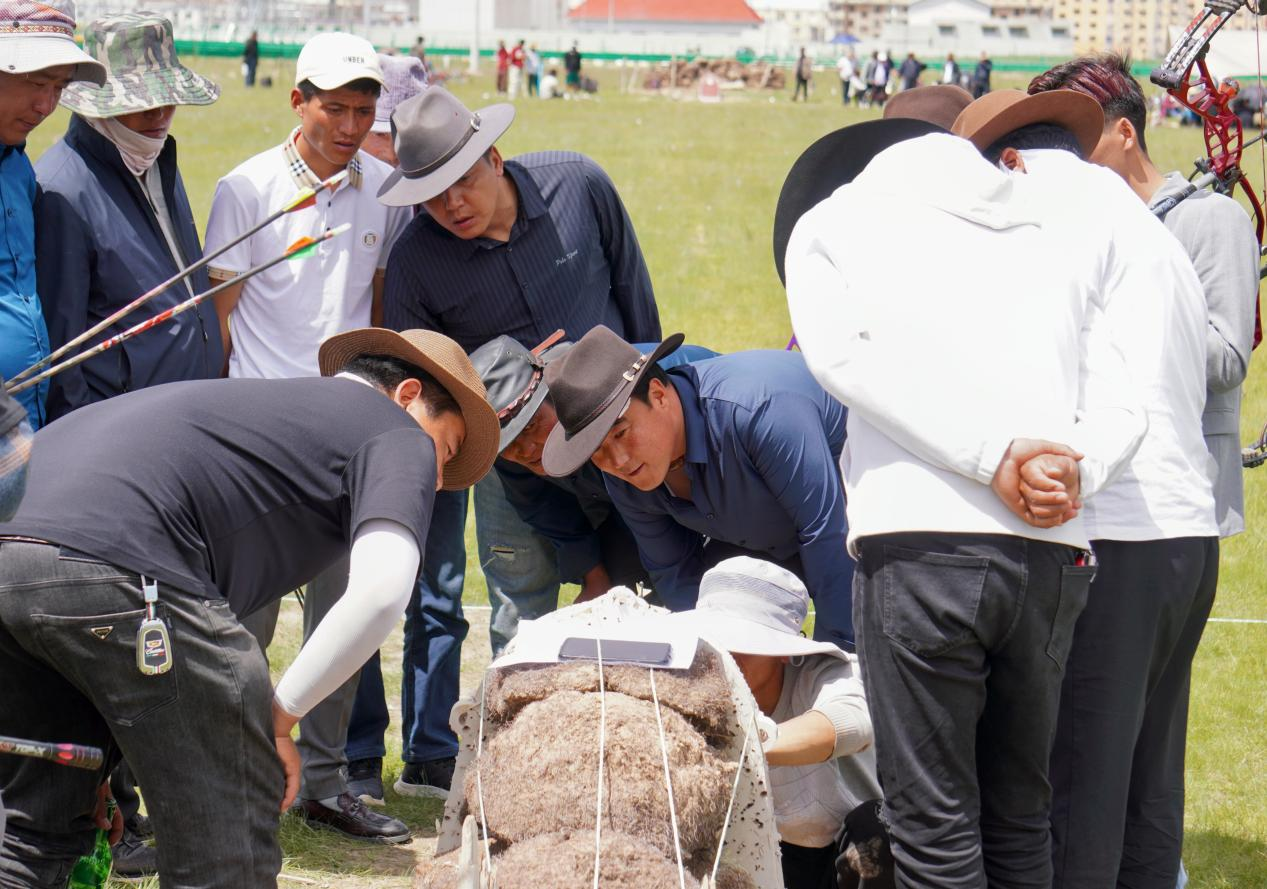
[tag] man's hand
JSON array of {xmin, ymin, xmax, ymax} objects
[
  {"xmin": 95, "ymin": 780, "xmax": 123, "ymax": 845},
  {"xmin": 576, "ymin": 563, "xmax": 613, "ymax": 604},
  {"xmin": 272, "ymin": 700, "xmax": 301, "ymax": 813},
  {"xmin": 991, "ymin": 438, "xmax": 1083, "ymax": 528}
]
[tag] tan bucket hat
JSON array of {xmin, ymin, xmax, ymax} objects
[
  {"xmin": 318, "ymin": 328, "xmax": 500, "ymax": 491},
  {"xmin": 952, "ymin": 88, "xmax": 1104, "ymax": 158}
]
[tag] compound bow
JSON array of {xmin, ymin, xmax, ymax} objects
[{"xmin": 1150, "ymin": 0, "xmax": 1267, "ymax": 466}]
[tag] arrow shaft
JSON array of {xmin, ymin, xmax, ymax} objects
[
  {"xmin": 6, "ymin": 176, "xmax": 338, "ymax": 386},
  {"xmin": 7, "ymin": 229, "xmax": 337, "ymax": 396}
]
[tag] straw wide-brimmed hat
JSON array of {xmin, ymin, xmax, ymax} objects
[
  {"xmin": 670, "ymin": 557, "xmax": 849, "ymax": 662},
  {"xmin": 377, "ymin": 88, "xmax": 515, "ymax": 206},
  {"xmin": 773, "ymin": 117, "xmax": 944, "ymax": 284},
  {"xmin": 318, "ymin": 328, "xmax": 500, "ymax": 491},
  {"xmin": 0, "ymin": 0, "xmax": 105, "ymax": 85},
  {"xmin": 61, "ymin": 13, "xmax": 219, "ymax": 118},
  {"xmin": 951, "ymin": 88, "xmax": 1104, "ymax": 159},
  {"xmin": 540, "ymin": 326, "xmax": 684, "ymax": 478}
]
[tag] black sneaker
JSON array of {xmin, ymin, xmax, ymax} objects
[
  {"xmin": 296, "ymin": 792, "xmax": 411, "ymax": 844},
  {"xmin": 347, "ymin": 756, "xmax": 385, "ymax": 807},
  {"xmin": 124, "ymin": 813, "xmax": 154, "ymax": 839},
  {"xmin": 111, "ymin": 828, "xmax": 158, "ymax": 881},
  {"xmin": 393, "ymin": 757, "xmax": 455, "ymax": 800}
]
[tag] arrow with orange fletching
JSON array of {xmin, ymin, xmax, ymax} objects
[
  {"xmin": 7, "ymin": 169, "xmax": 349, "ymax": 387},
  {"xmin": 6, "ymin": 225, "xmax": 350, "ymax": 396}
]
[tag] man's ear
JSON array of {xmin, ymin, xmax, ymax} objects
[
  {"xmin": 290, "ymin": 87, "xmax": 306, "ymax": 116},
  {"xmin": 998, "ymin": 146, "xmax": 1027, "ymax": 173},
  {"xmin": 393, "ymin": 377, "xmax": 423, "ymax": 409},
  {"xmin": 1115, "ymin": 116, "xmax": 1139, "ymax": 152},
  {"xmin": 488, "ymin": 146, "xmax": 504, "ymax": 175}
]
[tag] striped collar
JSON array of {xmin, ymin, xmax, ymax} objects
[{"xmin": 282, "ymin": 127, "xmax": 362, "ymax": 191}]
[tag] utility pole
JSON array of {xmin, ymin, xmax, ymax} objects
[{"xmin": 469, "ymin": 0, "xmax": 481, "ymax": 75}]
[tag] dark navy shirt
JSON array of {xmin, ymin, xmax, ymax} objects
[
  {"xmin": 383, "ymin": 151, "xmax": 660, "ymax": 352},
  {"xmin": 605, "ymin": 351, "xmax": 852, "ymax": 639},
  {"xmin": 498, "ymin": 343, "xmax": 718, "ymax": 582}
]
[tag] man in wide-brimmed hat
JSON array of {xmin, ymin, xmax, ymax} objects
[
  {"xmin": 202, "ymin": 32, "xmax": 415, "ymax": 840},
  {"xmin": 0, "ymin": 327, "xmax": 496, "ymax": 885},
  {"xmin": 673, "ymin": 557, "xmax": 885, "ymax": 889},
  {"xmin": 466, "ymin": 332, "xmax": 717, "ymax": 611},
  {"xmin": 35, "ymin": 13, "xmax": 223, "ymax": 425},
  {"xmin": 376, "ymin": 85, "xmax": 661, "ymax": 801},
  {"xmin": 972, "ymin": 74, "xmax": 1229, "ymax": 889},
  {"xmin": 779, "ymin": 115, "xmax": 1155, "ymax": 887},
  {"xmin": 0, "ymin": 0, "xmax": 104, "ymax": 431},
  {"xmin": 540, "ymin": 325, "xmax": 857, "ymax": 650}
]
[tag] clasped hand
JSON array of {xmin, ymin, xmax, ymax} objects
[{"xmin": 990, "ymin": 438, "xmax": 1083, "ymax": 528}]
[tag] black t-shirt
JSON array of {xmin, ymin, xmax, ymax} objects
[{"xmin": 0, "ymin": 377, "xmax": 435, "ymax": 616}]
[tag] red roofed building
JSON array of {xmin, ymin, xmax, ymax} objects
[{"xmin": 568, "ymin": 0, "xmax": 764, "ymax": 33}]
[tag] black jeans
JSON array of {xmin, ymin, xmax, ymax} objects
[
  {"xmin": 0, "ymin": 542, "xmax": 282, "ymax": 888},
  {"xmin": 854, "ymin": 532, "xmax": 1093, "ymax": 889},
  {"xmin": 1050, "ymin": 537, "xmax": 1218, "ymax": 889}
]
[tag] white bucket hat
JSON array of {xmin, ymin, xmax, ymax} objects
[
  {"xmin": 0, "ymin": 0, "xmax": 106, "ymax": 85},
  {"xmin": 670, "ymin": 556, "xmax": 848, "ymax": 662}
]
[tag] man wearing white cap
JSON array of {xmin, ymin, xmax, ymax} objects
[
  {"xmin": 202, "ymin": 32, "xmax": 412, "ymax": 842},
  {"xmin": 0, "ymin": 0, "xmax": 104, "ymax": 430}
]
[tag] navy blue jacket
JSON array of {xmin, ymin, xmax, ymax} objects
[
  {"xmin": 34, "ymin": 115, "xmax": 223, "ymax": 421},
  {"xmin": 606, "ymin": 350, "xmax": 854, "ymax": 646}
]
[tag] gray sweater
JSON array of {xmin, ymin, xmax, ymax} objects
[
  {"xmin": 769, "ymin": 652, "xmax": 882, "ymax": 848},
  {"xmin": 1151, "ymin": 173, "xmax": 1259, "ymax": 537}
]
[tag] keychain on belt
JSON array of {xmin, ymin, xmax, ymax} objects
[{"xmin": 136, "ymin": 576, "xmax": 173, "ymax": 676}]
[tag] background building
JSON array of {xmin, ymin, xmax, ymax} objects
[{"xmin": 1046, "ymin": 0, "xmax": 1264, "ymax": 60}]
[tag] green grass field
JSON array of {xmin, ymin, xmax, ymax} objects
[{"xmin": 26, "ymin": 57, "xmax": 1267, "ymax": 886}]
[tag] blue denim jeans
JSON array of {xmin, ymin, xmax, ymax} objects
[{"xmin": 0, "ymin": 541, "xmax": 281, "ymax": 888}]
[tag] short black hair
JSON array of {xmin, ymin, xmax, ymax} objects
[
  {"xmin": 984, "ymin": 122, "xmax": 1084, "ymax": 165},
  {"xmin": 297, "ymin": 77, "xmax": 382, "ymax": 102},
  {"xmin": 1029, "ymin": 53, "xmax": 1149, "ymax": 156},
  {"xmin": 338, "ymin": 354, "xmax": 459, "ymax": 416},
  {"xmin": 629, "ymin": 364, "xmax": 668, "ymax": 405}
]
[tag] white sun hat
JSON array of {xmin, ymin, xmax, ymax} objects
[
  {"xmin": 0, "ymin": 0, "xmax": 106, "ymax": 85},
  {"xmin": 670, "ymin": 556, "xmax": 849, "ymax": 662}
]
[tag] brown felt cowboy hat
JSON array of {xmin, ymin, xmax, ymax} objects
[
  {"xmin": 951, "ymin": 88, "xmax": 1104, "ymax": 159},
  {"xmin": 318, "ymin": 328, "xmax": 500, "ymax": 491},
  {"xmin": 883, "ymin": 83, "xmax": 973, "ymax": 130},
  {"xmin": 541, "ymin": 326, "xmax": 685, "ymax": 477}
]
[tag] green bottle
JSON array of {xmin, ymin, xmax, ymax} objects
[{"xmin": 67, "ymin": 801, "xmax": 114, "ymax": 889}]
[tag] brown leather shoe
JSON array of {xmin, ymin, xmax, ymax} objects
[{"xmin": 295, "ymin": 792, "xmax": 411, "ymax": 844}]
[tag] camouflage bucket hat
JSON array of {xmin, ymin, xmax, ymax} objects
[{"xmin": 60, "ymin": 13, "xmax": 219, "ymax": 118}]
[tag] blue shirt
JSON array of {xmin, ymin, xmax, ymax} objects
[
  {"xmin": 0, "ymin": 144, "xmax": 49, "ymax": 429},
  {"xmin": 605, "ymin": 350, "xmax": 853, "ymax": 642},
  {"xmin": 499, "ymin": 343, "xmax": 719, "ymax": 582},
  {"xmin": 383, "ymin": 151, "xmax": 661, "ymax": 351}
]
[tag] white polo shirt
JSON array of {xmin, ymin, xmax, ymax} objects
[{"xmin": 204, "ymin": 128, "xmax": 411, "ymax": 380}]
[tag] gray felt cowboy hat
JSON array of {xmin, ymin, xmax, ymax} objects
[
  {"xmin": 540, "ymin": 325, "xmax": 684, "ymax": 478},
  {"xmin": 377, "ymin": 88, "xmax": 515, "ymax": 206},
  {"xmin": 318, "ymin": 327, "xmax": 501, "ymax": 492},
  {"xmin": 61, "ymin": 12, "xmax": 219, "ymax": 118},
  {"xmin": 468, "ymin": 330, "xmax": 570, "ymax": 452}
]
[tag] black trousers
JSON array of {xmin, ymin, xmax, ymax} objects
[
  {"xmin": 782, "ymin": 840, "xmax": 838, "ymax": 889},
  {"xmin": 855, "ymin": 532, "xmax": 1093, "ymax": 889},
  {"xmin": 1050, "ymin": 537, "xmax": 1218, "ymax": 889}
]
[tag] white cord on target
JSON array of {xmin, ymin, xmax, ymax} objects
[
  {"xmin": 475, "ymin": 676, "xmax": 495, "ymax": 888},
  {"xmin": 649, "ymin": 668, "xmax": 688, "ymax": 889},
  {"xmin": 592, "ymin": 639, "xmax": 607, "ymax": 889},
  {"xmin": 710, "ymin": 718, "xmax": 754, "ymax": 882}
]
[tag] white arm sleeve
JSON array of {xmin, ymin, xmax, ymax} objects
[{"xmin": 272, "ymin": 519, "xmax": 420, "ymax": 719}]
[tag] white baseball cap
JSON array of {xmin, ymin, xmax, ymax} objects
[{"xmin": 295, "ymin": 32, "xmax": 384, "ymax": 91}]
